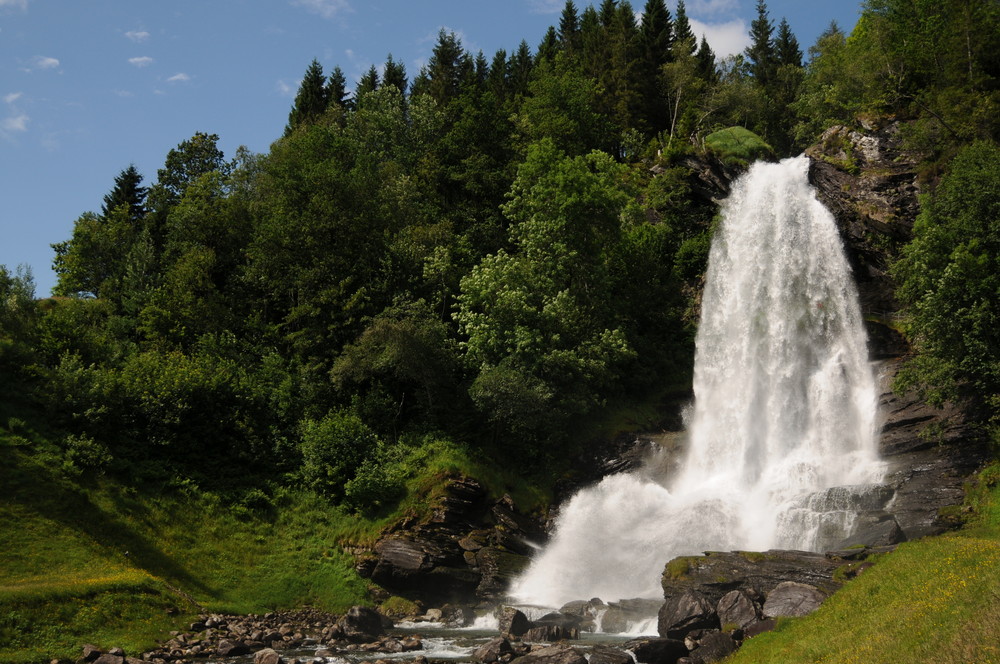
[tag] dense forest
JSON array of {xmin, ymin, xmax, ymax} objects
[{"xmin": 2, "ymin": 0, "xmax": 999, "ymax": 521}]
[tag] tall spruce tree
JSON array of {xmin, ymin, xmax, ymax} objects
[
  {"xmin": 558, "ymin": 0, "xmax": 581, "ymax": 52},
  {"xmin": 285, "ymin": 59, "xmax": 328, "ymax": 135},
  {"xmin": 673, "ymin": 0, "xmax": 697, "ymax": 55},
  {"xmin": 638, "ymin": 0, "xmax": 674, "ymax": 133},
  {"xmin": 427, "ymin": 30, "xmax": 465, "ymax": 106},
  {"xmin": 775, "ymin": 18, "xmax": 802, "ymax": 67},
  {"xmin": 356, "ymin": 65, "xmax": 380, "ymax": 99},
  {"xmin": 695, "ymin": 35, "xmax": 718, "ymax": 83},
  {"xmin": 383, "ymin": 54, "xmax": 409, "ymax": 93},
  {"xmin": 537, "ymin": 26, "xmax": 560, "ymax": 64},
  {"xmin": 100, "ymin": 164, "xmax": 147, "ymax": 222},
  {"xmin": 745, "ymin": 0, "xmax": 777, "ymax": 86},
  {"xmin": 325, "ymin": 65, "xmax": 350, "ymax": 110}
]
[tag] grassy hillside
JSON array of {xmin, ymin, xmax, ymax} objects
[
  {"xmin": 0, "ymin": 398, "xmax": 550, "ymax": 664},
  {"xmin": 730, "ymin": 462, "xmax": 1000, "ymax": 664}
]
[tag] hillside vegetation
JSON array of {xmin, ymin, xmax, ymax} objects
[{"xmin": 2, "ymin": 0, "xmax": 999, "ymax": 661}]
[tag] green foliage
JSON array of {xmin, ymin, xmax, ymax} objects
[
  {"xmin": 704, "ymin": 126, "xmax": 775, "ymax": 168},
  {"xmin": 892, "ymin": 140, "xmax": 1000, "ymax": 409},
  {"xmin": 300, "ymin": 410, "xmax": 380, "ymax": 499}
]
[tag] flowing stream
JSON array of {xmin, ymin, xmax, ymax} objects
[{"xmin": 508, "ymin": 156, "xmax": 884, "ymax": 612}]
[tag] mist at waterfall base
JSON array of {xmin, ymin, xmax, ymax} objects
[{"xmin": 508, "ymin": 156, "xmax": 884, "ymax": 611}]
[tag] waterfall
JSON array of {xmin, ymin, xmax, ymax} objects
[{"xmin": 508, "ymin": 156, "xmax": 883, "ymax": 610}]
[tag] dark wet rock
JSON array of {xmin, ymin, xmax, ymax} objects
[
  {"xmin": 625, "ymin": 637, "xmax": 689, "ymax": 664},
  {"xmin": 338, "ymin": 606, "xmax": 386, "ymax": 642},
  {"xmin": 657, "ymin": 590, "xmax": 718, "ymax": 638},
  {"xmin": 835, "ymin": 511, "xmax": 906, "ymax": 549},
  {"xmin": 492, "ymin": 495, "xmax": 546, "ymax": 555},
  {"xmin": 662, "ymin": 550, "xmax": 844, "ymax": 606},
  {"xmin": 687, "ymin": 632, "xmax": 737, "ymax": 664},
  {"xmin": 716, "ymin": 590, "xmax": 761, "ymax": 630},
  {"xmin": 498, "ymin": 607, "xmax": 532, "ymax": 638},
  {"xmin": 806, "ymin": 122, "xmax": 922, "ymax": 315},
  {"xmin": 524, "ymin": 625, "xmax": 580, "ymax": 642},
  {"xmin": 743, "ymin": 617, "xmax": 777, "ymax": 639},
  {"xmin": 588, "ymin": 645, "xmax": 633, "ymax": 664},
  {"xmin": 473, "ymin": 636, "xmax": 513, "ymax": 663},
  {"xmin": 762, "ymin": 582, "xmax": 827, "ymax": 618},
  {"xmin": 509, "ymin": 644, "xmax": 587, "ymax": 664},
  {"xmin": 476, "ymin": 547, "xmax": 531, "ymax": 598},
  {"xmin": 599, "ymin": 598, "xmax": 662, "ymax": 634}
]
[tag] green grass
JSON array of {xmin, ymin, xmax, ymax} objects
[
  {"xmin": 703, "ymin": 127, "xmax": 775, "ymax": 169},
  {"xmin": 729, "ymin": 463, "xmax": 1000, "ymax": 664}
]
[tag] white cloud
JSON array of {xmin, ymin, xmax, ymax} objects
[
  {"xmin": 128, "ymin": 56, "xmax": 154, "ymax": 67},
  {"xmin": 527, "ymin": 0, "xmax": 561, "ymax": 13},
  {"xmin": 2, "ymin": 114, "xmax": 28, "ymax": 132},
  {"xmin": 290, "ymin": 0, "xmax": 351, "ymax": 20},
  {"xmin": 125, "ymin": 30, "xmax": 150, "ymax": 43},
  {"xmin": 167, "ymin": 72, "xmax": 190, "ymax": 83},
  {"xmin": 114, "ymin": 89, "xmax": 134, "ymax": 97},
  {"xmin": 31, "ymin": 55, "xmax": 60, "ymax": 70},
  {"xmin": 690, "ymin": 18, "xmax": 750, "ymax": 58},
  {"xmin": 0, "ymin": 0, "xmax": 28, "ymax": 11},
  {"xmin": 4, "ymin": 91, "xmax": 22, "ymax": 104},
  {"xmin": 276, "ymin": 79, "xmax": 295, "ymax": 97}
]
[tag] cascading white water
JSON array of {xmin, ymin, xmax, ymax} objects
[{"xmin": 508, "ymin": 156, "xmax": 883, "ymax": 610}]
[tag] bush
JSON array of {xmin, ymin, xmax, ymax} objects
[
  {"xmin": 300, "ymin": 411, "xmax": 379, "ymax": 499},
  {"xmin": 704, "ymin": 126, "xmax": 775, "ymax": 168}
]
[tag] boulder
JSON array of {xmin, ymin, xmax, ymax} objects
[
  {"xmin": 598, "ymin": 598, "xmax": 661, "ymax": 634},
  {"xmin": 509, "ymin": 644, "xmax": 587, "ymax": 664},
  {"xmin": 91, "ymin": 656, "xmax": 124, "ymax": 664},
  {"xmin": 476, "ymin": 547, "xmax": 531, "ymax": 599},
  {"xmin": 216, "ymin": 640, "xmax": 251, "ymax": 657},
  {"xmin": 835, "ymin": 512, "xmax": 906, "ymax": 549},
  {"xmin": 255, "ymin": 648, "xmax": 283, "ymax": 664},
  {"xmin": 338, "ymin": 606, "xmax": 386, "ymax": 642},
  {"xmin": 588, "ymin": 645, "xmax": 633, "ymax": 664},
  {"xmin": 716, "ymin": 590, "xmax": 761, "ymax": 630},
  {"xmin": 473, "ymin": 636, "xmax": 513, "ymax": 663},
  {"xmin": 81, "ymin": 645, "xmax": 103, "ymax": 662},
  {"xmin": 743, "ymin": 618, "xmax": 777, "ymax": 639},
  {"xmin": 658, "ymin": 590, "xmax": 718, "ymax": 638},
  {"xmin": 624, "ymin": 637, "xmax": 689, "ymax": 664},
  {"xmin": 762, "ymin": 582, "xmax": 827, "ymax": 618},
  {"xmin": 524, "ymin": 625, "xmax": 579, "ymax": 642},
  {"xmin": 687, "ymin": 632, "xmax": 737, "ymax": 664},
  {"xmin": 498, "ymin": 606, "xmax": 532, "ymax": 638}
]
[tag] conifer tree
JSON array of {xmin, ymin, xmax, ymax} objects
[
  {"xmin": 599, "ymin": 0, "xmax": 618, "ymax": 28},
  {"xmin": 488, "ymin": 49, "xmax": 509, "ymax": 101},
  {"xmin": 638, "ymin": 0, "xmax": 674, "ymax": 133},
  {"xmin": 558, "ymin": 0, "xmax": 581, "ymax": 52},
  {"xmin": 286, "ymin": 59, "xmax": 328, "ymax": 135},
  {"xmin": 745, "ymin": 0, "xmax": 776, "ymax": 86},
  {"xmin": 537, "ymin": 26, "xmax": 560, "ymax": 65},
  {"xmin": 383, "ymin": 54, "xmax": 408, "ymax": 93},
  {"xmin": 580, "ymin": 5, "xmax": 603, "ymax": 76},
  {"xmin": 356, "ymin": 65, "xmax": 380, "ymax": 99},
  {"xmin": 508, "ymin": 40, "xmax": 534, "ymax": 98},
  {"xmin": 775, "ymin": 18, "xmax": 802, "ymax": 67},
  {"xmin": 427, "ymin": 30, "xmax": 465, "ymax": 105},
  {"xmin": 325, "ymin": 65, "xmax": 350, "ymax": 110},
  {"xmin": 673, "ymin": 0, "xmax": 697, "ymax": 56},
  {"xmin": 695, "ymin": 35, "xmax": 718, "ymax": 83},
  {"xmin": 101, "ymin": 164, "xmax": 147, "ymax": 222}
]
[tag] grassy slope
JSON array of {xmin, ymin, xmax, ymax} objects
[
  {"xmin": 730, "ymin": 464, "xmax": 1000, "ymax": 664},
  {"xmin": 0, "ymin": 394, "xmax": 556, "ymax": 664}
]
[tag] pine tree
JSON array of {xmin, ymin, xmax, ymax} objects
[
  {"xmin": 286, "ymin": 59, "xmax": 328, "ymax": 134},
  {"xmin": 325, "ymin": 65, "xmax": 350, "ymax": 110},
  {"xmin": 745, "ymin": 0, "xmax": 776, "ymax": 86},
  {"xmin": 488, "ymin": 49, "xmax": 509, "ymax": 101},
  {"xmin": 537, "ymin": 26, "xmax": 560, "ymax": 64},
  {"xmin": 383, "ymin": 53, "xmax": 408, "ymax": 93},
  {"xmin": 673, "ymin": 0, "xmax": 697, "ymax": 56},
  {"xmin": 599, "ymin": 0, "xmax": 618, "ymax": 28},
  {"xmin": 356, "ymin": 65, "xmax": 380, "ymax": 99},
  {"xmin": 427, "ymin": 30, "xmax": 465, "ymax": 106},
  {"xmin": 580, "ymin": 5, "xmax": 603, "ymax": 76},
  {"xmin": 775, "ymin": 18, "xmax": 802, "ymax": 67},
  {"xmin": 558, "ymin": 0, "xmax": 581, "ymax": 52},
  {"xmin": 101, "ymin": 164, "xmax": 146, "ymax": 222},
  {"xmin": 695, "ymin": 35, "xmax": 718, "ymax": 83},
  {"xmin": 508, "ymin": 40, "xmax": 534, "ymax": 98},
  {"xmin": 638, "ymin": 0, "xmax": 673, "ymax": 133}
]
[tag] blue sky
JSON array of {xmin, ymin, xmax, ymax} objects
[{"xmin": 1, "ymin": 0, "xmax": 863, "ymax": 296}]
